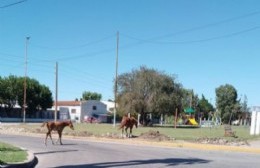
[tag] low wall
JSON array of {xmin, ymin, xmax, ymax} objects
[{"xmin": 0, "ymin": 117, "xmax": 53, "ymax": 123}]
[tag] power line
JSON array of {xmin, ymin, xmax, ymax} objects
[
  {"xmin": 48, "ymin": 47, "xmax": 115, "ymax": 62},
  {"xmin": 122, "ymin": 26, "xmax": 260, "ymax": 44},
  {"xmin": 0, "ymin": 0, "xmax": 27, "ymax": 9},
  {"xmin": 31, "ymin": 34, "xmax": 115, "ymax": 50},
  {"xmin": 118, "ymin": 10, "xmax": 260, "ymax": 47}
]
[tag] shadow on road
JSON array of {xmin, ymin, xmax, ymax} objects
[
  {"xmin": 34, "ymin": 149, "xmax": 78, "ymax": 155},
  {"xmin": 54, "ymin": 157, "xmax": 211, "ymax": 168}
]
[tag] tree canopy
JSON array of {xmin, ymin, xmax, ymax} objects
[
  {"xmin": 0, "ymin": 75, "xmax": 53, "ymax": 116},
  {"xmin": 82, "ymin": 91, "xmax": 102, "ymax": 101},
  {"xmin": 215, "ymin": 84, "xmax": 240, "ymax": 123},
  {"xmin": 116, "ymin": 66, "xmax": 185, "ymax": 118},
  {"xmin": 197, "ymin": 94, "xmax": 214, "ymax": 119}
]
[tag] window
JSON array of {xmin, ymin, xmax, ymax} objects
[
  {"xmin": 92, "ymin": 106, "xmax": 97, "ymax": 110},
  {"xmin": 71, "ymin": 109, "xmax": 76, "ymax": 114},
  {"xmin": 109, "ymin": 107, "xmax": 114, "ymax": 112}
]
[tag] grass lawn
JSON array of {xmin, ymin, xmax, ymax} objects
[
  {"xmin": 68, "ymin": 123, "xmax": 259, "ymax": 141},
  {"xmin": 0, "ymin": 142, "xmax": 27, "ymax": 165},
  {"xmin": 4, "ymin": 123, "xmax": 260, "ymax": 141}
]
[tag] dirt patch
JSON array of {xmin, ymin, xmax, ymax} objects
[
  {"xmin": 0, "ymin": 125, "xmax": 252, "ymax": 146},
  {"xmin": 194, "ymin": 137, "xmax": 249, "ymax": 146},
  {"xmin": 138, "ymin": 130, "xmax": 172, "ymax": 142}
]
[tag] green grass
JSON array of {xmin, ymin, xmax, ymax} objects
[
  {"xmin": 0, "ymin": 142, "xmax": 27, "ymax": 165},
  {"xmin": 2, "ymin": 123, "xmax": 260, "ymax": 141},
  {"xmin": 71, "ymin": 123, "xmax": 259, "ymax": 141}
]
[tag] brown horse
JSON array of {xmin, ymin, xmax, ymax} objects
[
  {"xmin": 41, "ymin": 120, "xmax": 74, "ymax": 145},
  {"xmin": 119, "ymin": 116, "xmax": 138, "ymax": 138}
]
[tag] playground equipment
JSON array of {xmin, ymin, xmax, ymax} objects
[
  {"xmin": 188, "ymin": 118, "xmax": 198, "ymax": 125},
  {"xmin": 177, "ymin": 107, "xmax": 199, "ymax": 127}
]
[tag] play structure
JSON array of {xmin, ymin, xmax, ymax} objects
[
  {"xmin": 177, "ymin": 107, "xmax": 199, "ymax": 127},
  {"xmin": 188, "ymin": 118, "xmax": 198, "ymax": 125}
]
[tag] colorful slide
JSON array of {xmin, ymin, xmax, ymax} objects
[{"xmin": 189, "ymin": 118, "xmax": 198, "ymax": 125}]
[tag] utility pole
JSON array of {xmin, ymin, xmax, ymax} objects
[
  {"xmin": 23, "ymin": 37, "xmax": 30, "ymax": 123},
  {"xmin": 113, "ymin": 31, "xmax": 119, "ymax": 127},
  {"xmin": 55, "ymin": 62, "xmax": 58, "ymax": 122}
]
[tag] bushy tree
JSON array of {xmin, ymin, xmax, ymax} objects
[
  {"xmin": 0, "ymin": 75, "xmax": 53, "ymax": 117},
  {"xmin": 215, "ymin": 84, "xmax": 240, "ymax": 124},
  {"xmin": 116, "ymin": 66, "xmax": 183, "ymax": 122},
  {"xmin": 197, "ymin": 94, "xmax": 214, "ymax": 119},
  {"xmin": 82, "ymin": 91, "xmax": 102, "ymax": 101}
]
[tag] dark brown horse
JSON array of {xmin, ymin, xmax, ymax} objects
[
  {"xmin": 41, "ymin": 120, "xmax": 74, "ymax": 145},
  {"xmin": 119, "ymin": 116, "xmax": 138, "ymax": 138}
]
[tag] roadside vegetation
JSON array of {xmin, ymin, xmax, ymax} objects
[
  {"xmin": 1, "ymin": 123, "xmax": 259, "ymax": 165},
  {"xmin": 0, "ymin": 142, "xmax": 27, "ymax": 164},
  {"xmin": 2, "ymin": 123, "xmax": 259, "ymax": 142}
]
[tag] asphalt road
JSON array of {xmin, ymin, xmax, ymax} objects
[{"xmin": 0, "ymin": 134, "xmax": 259, "ymax": 168}]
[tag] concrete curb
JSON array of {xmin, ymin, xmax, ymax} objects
[
  {"xmin": 0, "ymin": 150, "xmax": 37, "ymax": 168},
  {"xmin": 70, "ymin": 136, "xmax": 260, "ymax": 154}
]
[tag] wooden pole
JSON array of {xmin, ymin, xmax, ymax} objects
[
  {"xmin": 113, "ymin": 31, "xmax": 119, "ymax": 127},
  {"xmin": 23, "ymin": 37, "xmax": 30, "ymax": 123},
  {"xmin": 55, "ymin": 62, "xmax": 58, "ymax": 122},
  {"xmin": 174, "ymin": 108, "xmax": 178, "ymax": 129}
]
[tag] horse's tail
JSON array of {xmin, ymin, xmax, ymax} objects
[
  {"xmin": 118, "ymin": 122, "xmax": 125, "ymax": 130},
  {"xmin": 118, "ymin": 125, "xmax": 123, "ymax": 130},
  {"xmin": 41, "ymin": 122, "xmax": 47, "ymax": 127},
  {"xmin": 118, "ymin": 118, "xmax": 128, "ymax": 130}
]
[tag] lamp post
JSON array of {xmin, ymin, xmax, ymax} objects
[{"xmin": 23, "ymin": 37, "xmax": 30, "ymax": 123}]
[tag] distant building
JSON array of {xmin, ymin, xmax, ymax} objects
[
  {"xmin": 101, "ymin": 100, "xmax": 116, "ymax": 114},
  {"xmin": 50, "ymin": 100, "xmax": 109, "ymax": 123}
]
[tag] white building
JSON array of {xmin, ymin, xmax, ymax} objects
[
  {"xmin": 51, "ymin": 100, "xmax": 108, "ymax": 123},
  {"xmin": 81, "ymin": 100, "xmax": 108, "ymax": 122},
  {"xmin": 101, "ymin": 100, "xmax": 116, "ymax": 114}
]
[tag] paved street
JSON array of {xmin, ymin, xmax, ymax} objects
[{"xmin": 0, "ymin": 134, "xmax": 260, "ymax": 168}]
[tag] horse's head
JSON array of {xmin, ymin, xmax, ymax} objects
[
  {"xmin": 68, "ymin": 120, "xmax": 74, "ymax": 130},
  {"xmin": 132, "ymin": 118, "xmax": 138, "ymax": 128}
]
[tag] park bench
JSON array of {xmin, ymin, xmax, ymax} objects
[{"xmin": 224, "ymin": 125, "xmax": 236, "ymax": 137}]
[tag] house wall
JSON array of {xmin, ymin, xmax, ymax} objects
[
  {"xmin": 49, "ymin": 105, "xmax": 81, "ymax": 122},
  {"xmin": 101, "ymin": 101, "xmax": 115, "ymax": 113},
  {"xmin": 81, "ymin": 100, "xmax": 107, "ymax": 121},
  {"xmin": 0, "ymin": 101, "xmax": 108, "ymax": 123}
]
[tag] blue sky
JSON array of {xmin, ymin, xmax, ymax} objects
[{"xmin": 0, "ymin": 0, "xmax": 260, "ymax": 107}]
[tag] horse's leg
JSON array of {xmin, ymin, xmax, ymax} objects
[
  {"xmin": 129, "ymin": 127, "xmax": 132, "ymax": 138},
  {"xmin": 44, "ymin": 132, "xmax": 49, "ymax": 145},
  {"xmin": 45, "ymin": 130, "xmax": 52, "ymax": 145},
  {"xmin": 57, "ymin": 131, "xmax": 63, "ymax": 145},
  {"xmin": 49, "ymin": 131, "xmax": 54, "ymax": 145},
  {"xmin": 121, "ymin": 127, "xmax": 124, "ymax": 138},
  {"xmin": 125, "ymin": 127, "xmax": 129, "ymax": 138}
]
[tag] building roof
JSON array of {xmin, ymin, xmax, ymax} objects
[{"xmin": 54, "ymin": 101, "xmax": 81, "ymax": 106}]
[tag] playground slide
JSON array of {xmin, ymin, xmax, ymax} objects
[{"xmin": 189, "ymin": 118, "xmax": 198, "ymax": 125}]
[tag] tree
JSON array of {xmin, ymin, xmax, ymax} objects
[
  {"xmin": 240, "ymin": 95, "xmax": 249, "ymax": 113},
  {"xmin": 82, "ymin": 91, "xmax": 102, "ymax": 101},
  {"xmin": 197, "ymin": 94, "xmax": 214, "ymax": 119},
  {"xmin": 0, "ymin": 75, "xmax": 53, "ymax": 117},
  {"xmin": 215, "ymin": 84, "xmax": 239, "ymax": 124},
  {"xmin": 116, "ymin": 66, "xmax": 183, "ymax": 124}
]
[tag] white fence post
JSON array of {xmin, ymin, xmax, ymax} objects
[{"xmin": 250, "ymin": 106, "xmax": 260, "ymax": 135}]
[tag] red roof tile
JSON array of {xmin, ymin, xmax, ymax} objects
[{"xmin": 54, "ymin": 101, "xmax": 81, "ymax": 106}]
